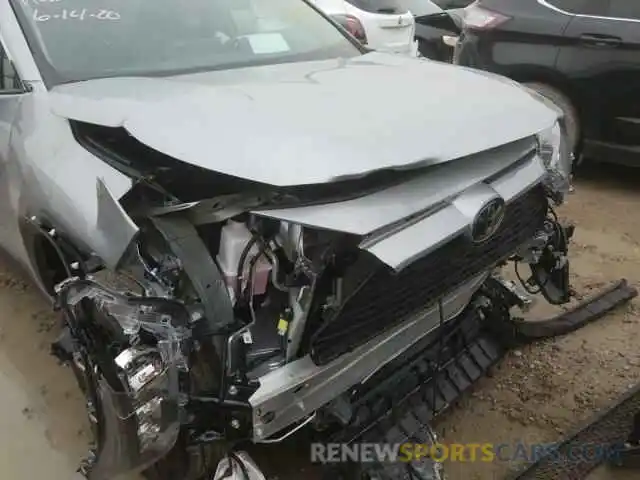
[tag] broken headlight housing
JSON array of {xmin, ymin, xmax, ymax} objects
[
  {"xmin": 113, "ymin": 345, "xmax": 177, "ymax": 450},
  {"xmin": 56, "ymin": 277, "xmax": 188, "ymax": 480},
  {"xmin": 536, "ymin": 120, "xmax": 572, "ymax": 201}
]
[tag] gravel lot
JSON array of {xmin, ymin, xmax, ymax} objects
[
  {"xmin": 440, "ymin": 162, "xmax": 640, "ymax": 480},
  {"xmin": 0, "ymin": 163, "xmax": 637, "ymax": 479}
]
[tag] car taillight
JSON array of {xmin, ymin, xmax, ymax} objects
[
  {"xmin": 333, "ymin": 14, "xmax": 368, "ymax": 45},
  {"xmin": 463, "ymin": 3, "xmax": 510, "ymax": 30}
]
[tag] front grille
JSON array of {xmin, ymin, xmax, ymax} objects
[{"xmin": 310, "ymin": 185, "xmax": 548, "ymax": 365}]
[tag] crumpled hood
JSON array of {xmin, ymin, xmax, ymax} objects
[{"xmin": 49, "ymin": 52, "xmax": 557, "ymax": 187}]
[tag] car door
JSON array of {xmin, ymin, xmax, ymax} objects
[
  {"xmin": 597, "ymin": 0, "xmax": 640, "ymax": 148},
  {"xmin": 0, "ymin": 36, "xmax": 25, "ymax": 255},
  {"xmin": 0, "ymin": 39, "xmax": 21, "ymax": 157},
  {"xmin": 555, "ymin": 0, "xmax": 640, "ymax": 151}
]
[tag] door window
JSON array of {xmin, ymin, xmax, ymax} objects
[
  {"xmin": 607, "ymin": 0, "xmax": 640, "ymax": 20},
  {"xmin": 0, "ymin": 43, "xmax": 21, "ymax": 92},
  {"xmin": 545, "ymin": 0, "xmax": 607, "ymax": 15}
]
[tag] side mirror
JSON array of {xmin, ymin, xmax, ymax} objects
[
  {"xmin": 414, "ymin": 10, "xmax": 464, "ymax": 35},
  {"xmin": 0, "ymin": 47, "xmax": 26, "ymax": 93}
]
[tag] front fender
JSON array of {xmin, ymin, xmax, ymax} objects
[{"xmin": 94, "ymin": 178, "xmax": 139, "ymax": 270}]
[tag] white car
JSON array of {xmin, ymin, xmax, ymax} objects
[{"xmin": 310, "ymin": 0, "xmax": 418, "ymax": 56}]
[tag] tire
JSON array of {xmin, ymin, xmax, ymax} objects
[{"xmin": 524, "ymin": 82, "xmax": 580, "ymax": 155}]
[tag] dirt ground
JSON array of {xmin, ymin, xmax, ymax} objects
[
  {"xmin": 0, "ymin": 162, "xmax": 638, "ymax": 480},
  {"xmin": 439, "ymin": 162, "xmax": 640, "ymax": 480}
]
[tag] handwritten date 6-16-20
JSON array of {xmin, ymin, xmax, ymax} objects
[{"xmin": 33, "ymin": 8, "xmax": 121, "ymax": 22}]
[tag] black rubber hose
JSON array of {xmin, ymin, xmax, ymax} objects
[
  {"xmin": 236, "ymin": 235, "xmax": 259, "ymax": 297},
  {"xmin": 227, "ymin": 451, "xmax": 250, "ymax": 480},
  {"xmin": 509, "ymin": 279, "xmax": 637, "ymax": 341},
  {"xmin": 242, "ymin": 242, "xmax": 266, "ymax": 303}
]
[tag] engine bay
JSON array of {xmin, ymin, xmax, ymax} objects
[
  {"xmin": 49, "ymin": 174, "xmax": 579, "ymax": 479},
  {"xmin": 45, "ymin": 115, "xmax": 584, "ymax": 479}
]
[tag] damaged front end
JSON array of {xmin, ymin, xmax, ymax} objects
[{"xmin": 50, "ymin": 118, "xmax": 586, "ymax": 479}]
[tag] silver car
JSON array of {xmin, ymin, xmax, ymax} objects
[{"xmin": 1, "ymin": 0, "xmax": 573, "ymax": 478}]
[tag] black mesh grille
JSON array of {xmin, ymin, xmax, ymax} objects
[{"xmin": 310, "ymin": 185, "xmax": 548, "ymax": 365}]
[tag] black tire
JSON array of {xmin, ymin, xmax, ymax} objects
[{"xmin": 524, "ymin": 82, "xmax": 580, "ymax": 155}]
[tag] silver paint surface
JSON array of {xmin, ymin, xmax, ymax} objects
[
  {"xmin": 0, "ymin": 23, "xmax": 558, "ymax": 287},
  {"xmin": 1, "ymin": 0, "xmax": 560, "ymax": 281},
  {"xmin": 0, "ymin": 0, "xmax": 563, "ymax": 455},
  {"xmin": 46, "ymin": 54, "xmax": 557, "ymax": 187}
]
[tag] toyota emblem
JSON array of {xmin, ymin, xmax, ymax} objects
[{"xmin": 470, "ymin": 198, "xmax": 506, "ymax": 243}]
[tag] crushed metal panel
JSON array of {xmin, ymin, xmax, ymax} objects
[
  {"xmin": 95, "ymin": 177, "xmax": 139, "ymax": 270},
  {"xmin": 48, "ymin": 53, "xmax": 558, "ymax": 187},
  {"xmin": 252, "ymin": 138, "xmax": 539, "ymax": 236}
]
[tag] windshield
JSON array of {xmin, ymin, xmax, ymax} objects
[{"xmin": 11, "ymin": 0, "xmax": 362, "ymax": 85}]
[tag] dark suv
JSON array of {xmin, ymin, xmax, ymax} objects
[{"xmin": 454, "ymin": 0, "xmax": 640, "ymax": 166}]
